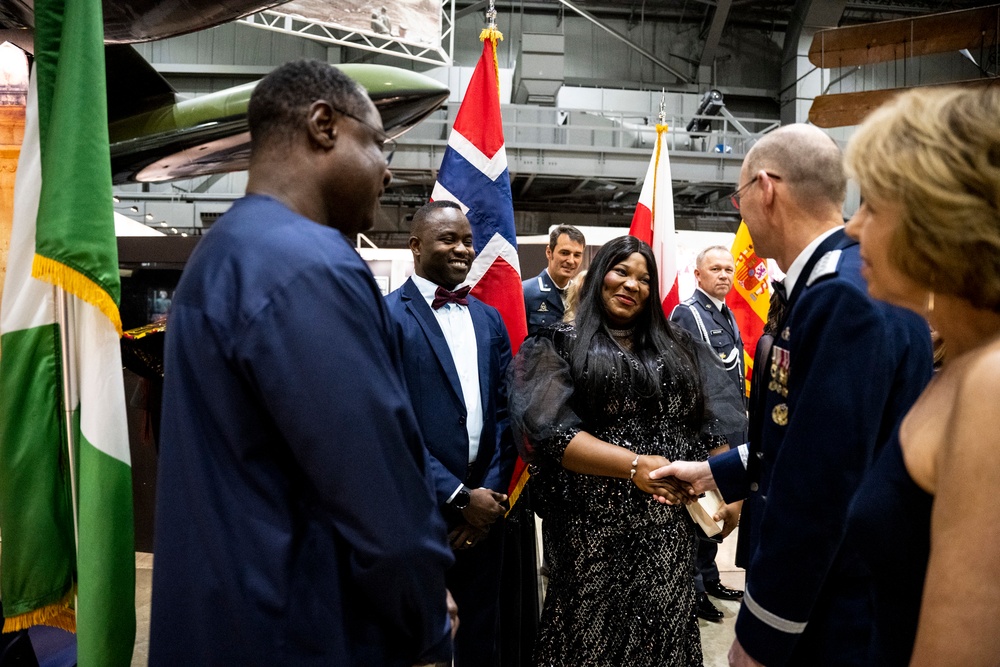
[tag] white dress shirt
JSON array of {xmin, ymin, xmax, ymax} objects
[
  {"xmin": 411, "ymin": 274, "xmax": 483, "ymax": 468},
  {"xmin": 781, "ymin": 227, "xmax": 841, "ymax": 296}
]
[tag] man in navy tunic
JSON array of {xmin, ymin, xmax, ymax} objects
[{"xmin": 150, "ymin": 60, "xmax": 454, "ymax": 666}]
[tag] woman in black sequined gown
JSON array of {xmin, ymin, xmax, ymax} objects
[{"xmin": 507, "ymin": 237, "xmax": 746, "ymax": 666}]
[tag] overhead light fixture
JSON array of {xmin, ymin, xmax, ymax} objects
[
  {"xmin": 112, "ymin": 196, "xmax": 120, "ymax": 203},
  {"xmin": 159, "ymin": 221, "xmax": 167, "ymax": 227},
  {"xmin": 145, "ymin": 213, "xmax": 153, "ymax": 220},
  {"xmin": 170, "ymin": 227, "xmax": 178, "ymax": 233},
  {"xmin": 686, "ymin": 89, "xmax": 724, "ymax": 135}
]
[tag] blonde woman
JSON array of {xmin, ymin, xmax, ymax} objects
[
  {"xmin": 844, "ymin": 86, "xmax": 1000, "ymax": 666},
  {"xmin": 561, "ymin": 270, "xmax": 587, "ymax": 322}
]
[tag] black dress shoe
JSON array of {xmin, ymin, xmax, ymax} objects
[
  {"xmin": 705, "ymin": 578, "xmax": 744, "ymax": 601},
  {"xmin": 695, "ymin": 592, "xmax": 724, "ymax": 622}
]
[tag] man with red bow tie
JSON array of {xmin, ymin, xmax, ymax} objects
[{"xmin": 386, "ymin": 200, "xmax": 516, "ymax": 667}]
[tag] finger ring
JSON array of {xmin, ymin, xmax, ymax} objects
[{"xmin": 465, "ymin": 539, "xmax": 473, "ymax": 545}]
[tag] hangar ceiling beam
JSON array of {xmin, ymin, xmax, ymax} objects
[
  {"xmin": 780, "ymin": 0, "xmax": 847, "ymax": 124},
  {"xmin": 555, "ymin": 0, "xmax": 692, "ymax": 83},
  {"xmin": 697, "ymin": 0, "xmax": 732, "ymax": 84}
]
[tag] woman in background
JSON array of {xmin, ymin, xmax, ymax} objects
[
  {"xmin": 561, "ymin": 269, "xmax": 587, "ymax": 322},
  {"xmin": 844, "ymin": 86, "xmax": 1000, "ymax": 666},
  {"xmin": 507, "ymin": 236, "xmax": 744, "ymax": 666}
]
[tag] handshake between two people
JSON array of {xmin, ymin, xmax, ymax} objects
[
  {"xmin": 641, "ymin": 458, "xmax": 741, "ymax": 538},
  {"xmin": 631, "ymin": 456, "xmax": 714, "ymax": 503}
]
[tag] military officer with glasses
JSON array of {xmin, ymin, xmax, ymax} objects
[{"xmin": 651, "ymin": 124, "xmax": 932, "ymax": 667}]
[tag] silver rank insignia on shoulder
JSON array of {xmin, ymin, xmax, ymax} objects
[
  {"xmin": 768, "ymin": 347, "xmax": 790, "ymax": 397},
  {"xmin": 772, "ymin": 403, "xmax": 789, "ymax": 425},
  {"xmin": 538, "ymin": 303, "xmax": 548, "ymax": 312},
  {"xmin": 781, "ymin": 326, "xmax": 790, "ymax": 341},
  {"xmin": 806, "ymin": 249, "xmax": 842, "ymax": 286}
]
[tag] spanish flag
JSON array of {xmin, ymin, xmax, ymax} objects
[{"xmin": 725, "ymin": 221, "xmax": 772, "ymax": 395}]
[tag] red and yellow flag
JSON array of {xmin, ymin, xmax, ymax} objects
[{"xmin": 725, "ymin": 221, "xmax": 772, "ymax": 395}]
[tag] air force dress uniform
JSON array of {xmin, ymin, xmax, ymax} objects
[
  {"xmin": 670, "ymin": 288, "xmax": 746, "ymax": 411},
  {"xmin": 523, "ymin": 270, "xmax": 565, "ymax": 335},
  {"xmin": 707, "ymin": 228, "xmax": 933, "ymax": 666}
]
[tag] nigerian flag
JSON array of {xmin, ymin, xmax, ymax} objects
[{"xmin": 0, "ymin": 0, "xmax": 136, "ymax": 664}]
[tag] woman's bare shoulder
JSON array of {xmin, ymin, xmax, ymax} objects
[
  {"xmin": 958, "ymin": 341, "xmax": 1000, "ymax": 397},
  {"xmin": 950, "ymin": 341, "xmax": 1000, "ymax": 456}
]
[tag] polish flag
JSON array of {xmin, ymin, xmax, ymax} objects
[{"xmin": 628, "ymin": 124, "xmax": 680, "ymax": 313}]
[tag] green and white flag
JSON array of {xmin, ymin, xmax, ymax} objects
[{"xmin": 0, "ymin": 0, "xmax": 136, "ymax": 664}]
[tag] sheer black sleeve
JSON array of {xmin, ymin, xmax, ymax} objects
[{"xmin": 505, "ymin": 331, "xmax": 583, "ymax": 466}]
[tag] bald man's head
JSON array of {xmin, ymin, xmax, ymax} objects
[{"xmin": 744, "ymin": 124, "xmax": 846, "ymax": 210}]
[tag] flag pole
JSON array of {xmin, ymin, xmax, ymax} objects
[
  {"xmin": 486, "ymin": 0, "xmax": 497, "ymax": 28},
  {"xmin": 55, "ymin": 286, "xmax": 81, "ymax": 557}
]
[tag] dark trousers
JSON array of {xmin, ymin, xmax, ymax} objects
[
  {"xmin": 448, "ymin": 518, "xmax": 505, "ymax": 667},
  {"xmin": 787, "ymin": 573, "xmax": 872, "ymax": 666},
  {"xmin": 498, "ymin": 499, "xmax": 540, "ymax": 667},
  {"xmin": 693, "ymin": 536, "xmax": 721, "ymax": 593}
]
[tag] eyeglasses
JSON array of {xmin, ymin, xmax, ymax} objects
[
  {"xmin": 729, "ymin": 172, "xmax": 781, "ymax": 210},
  {"xmin": 330, "ymin": 104, "xmax": 397, "ymax": 165}
]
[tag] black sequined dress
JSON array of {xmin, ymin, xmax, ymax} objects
[{"xmin": 508, "ymin": 323, "xmax": 746, "ymax": 667}]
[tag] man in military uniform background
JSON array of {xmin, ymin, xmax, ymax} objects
[
  {"xmin": 669, "ymin": 245, "xmax": 746, "ymax": 623},
  {"xmin": 652, "ymin": 124, "xmax": 932, "ymax": 666},
  {"xmin": 522, "ymin": 225, "xmax": 585, "ymax": 335}
]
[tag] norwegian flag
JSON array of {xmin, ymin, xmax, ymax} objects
[
  {"xmin": 628, "ymin": 124, "xmax": 680, "ymax": 313},
  {"xmin": 430, "ymin": 31, "xmax": 530, "ymax": 502}
]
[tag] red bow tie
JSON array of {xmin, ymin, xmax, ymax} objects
[{"xmin": 432, "ymin": 285, "xmax": 471, "ymax": 310}]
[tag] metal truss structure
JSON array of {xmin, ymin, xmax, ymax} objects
[{"xmin": 240, "ymin": 0, "xmax": 455, "ymax": 66}]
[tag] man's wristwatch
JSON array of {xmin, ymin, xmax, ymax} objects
[{"xmin": 451, "ymin": 486, "xmax": 472, "ymax": 511}]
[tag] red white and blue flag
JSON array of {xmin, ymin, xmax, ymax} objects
[
  {"xmin": 628, "ymin": 123, "xmax": 680, "ymax": 313},
  {"xmin": 430, "ymin": 29, "xmax": 530, "ymax": 503}
]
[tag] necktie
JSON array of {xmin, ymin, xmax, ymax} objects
[
  {"xmin": 432, "ymin": 285, "xmax": 471, "ymax": 310},
  {"xmin": 767, "ymin": 280, "xmax": 788, "ymax": 334},
  {"xmin": 722, "ymin": 303, "xmax": 735, "ymax": 330},
  {"xmin": 771, "ymin": 280, "xmax": 788, "ymax": 310}
]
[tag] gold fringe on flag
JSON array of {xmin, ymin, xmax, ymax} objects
[
  {"xmin": 32, "ymin": 254, "xmax": 123, "ymax": 336},
  {"xmin": 650, "ymin": 123, "xmax": 668, "ymax": 224},
  {"xmin": 2, "ymin": 596, "xmax": 77, "ymax": 634},
  {"xmin": 505, "ymin": 466, "xmax": 529, "ymax": 517},
  {"xmin": 479, "ymin": 27, "xmax": 504, "ymax": 99},
  {"xmin": 478, "ymin": 27, "xmax": 504, "ymax": 43}
]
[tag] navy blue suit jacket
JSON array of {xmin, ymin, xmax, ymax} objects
[
  {"xmin": 385, "ymin": 278, "xmax": 516, "ymax": 508},
  {"xmin": 709, "ymin": 229, "xmax": 933, "ymax": 666},
  {"xmin": 523, "ymin": 270, "xmax": 564, "ymax": 336}
]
